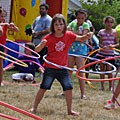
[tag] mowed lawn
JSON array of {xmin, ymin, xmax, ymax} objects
[{"xmin": 0, "ymin": 70, "xmax": 120, "ymax": 120}]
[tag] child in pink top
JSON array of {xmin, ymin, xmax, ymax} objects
[{"xmin": 97, "ymin": 16, "xmax": 119, "ymax": 91}]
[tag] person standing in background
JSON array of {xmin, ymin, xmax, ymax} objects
[
  {"xmin": 58, "ymin": 9, "xmax": 90, "ymax": 99},
  {"xmin": 32, "ymin": 3, "xmax": 52, "ymax": 65},
  {"xmin": 0, "ymin": 8, "xmax": 19, "ymax": 86},
  {"xmin": 97, "ymin": 16, "xmax": 119, "ymax": 91}
]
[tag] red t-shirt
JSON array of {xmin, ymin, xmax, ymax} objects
[
  {"xmin": 42, "ymin": 31, "xmax": 76, "ymax": 69},
  {"xmin": 0, "ymin": 23, "xmax": 7, "ymax": 44}
]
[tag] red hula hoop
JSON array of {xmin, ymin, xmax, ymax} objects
[
  {"xmin": 76, "ymin": 56, "xmax": 120, "ymax": 82},
  {"xmin": 0, "ymin": 113, "xmax": 21, "ymax": 120},
  {"xmin": 82, "ymin": 41, "xmax": 93, "ymax": 54},
  {"xmin": 0, "ymin": 101, "xmax": 43, "ymax": 120}
]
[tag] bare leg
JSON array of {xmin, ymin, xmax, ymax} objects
[
  {"xmin": 30, "ymin": 88, "xmax": 46, "ymax": 112},
  {"xmin": 100, "ymin": 63, "xmax": 105, "ymax": 90},
  {"xmin": 75, "ymin": 57, "xmax": 86, "ymax": 98},
  {"xmin": 65, "ymin": 90, "xmax": 79, "ymax": 116},
  {"xmin": 0, "ymin": 58, "xmax": 3, "ymax": 86},
  {"xmin": 57, "ymin": 56, "xmax": 75, "ymax": 96},
  {"xmin": 108, "ymin": 74, "xmax": 113, "ymax": 91},
  {"xmin": 107, "ymin": 64, "xmax": 113, "ymax": 91},
  {"xmin": 112, "ymin": 80, "xmax": 120, "ymax": 103}
]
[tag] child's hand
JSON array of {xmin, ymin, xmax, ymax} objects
[
  {"xmin": 87, "ymin": 32, "xmax": 93, "ymax": 39},
  {"xmin": 9, "ymin": 22, "xmax": 15, "ymax": 28},
  {"xmin": 32, "ymin": 31, "xmax": 39, "ymax": 37}
]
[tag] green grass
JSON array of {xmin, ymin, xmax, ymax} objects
[{"xmin": 0, "ymin": 70, "xmax": 120, "ymax": 120}]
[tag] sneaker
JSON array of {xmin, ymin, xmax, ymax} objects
[{"xmin": 104, "ymin": 101, "xmax": 117, "ymax": 110}]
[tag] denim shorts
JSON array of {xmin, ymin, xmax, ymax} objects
[{"xmin": 40, "ymin": 67, "xmax": 73, "ymax": 91}]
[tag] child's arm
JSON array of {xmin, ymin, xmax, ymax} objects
[
  {"xmin": 75, "ymin": 32, "xmax": 93, "ymax": 42},
  {"xmin": 3, "ymin": 64, "xmax": 15, "ymax": 72},
  {"xmin": 7, "ymin": 22, "xmax": 19, "ymax": 32},
  {"xmin": 0, "ymin": 26, "xmax": 3, "ymax": 36},
  {"xmin": 0, "ymin": 23, "xmax": 9, "ymax": 26},
  {"xmin": 98, "ymin": 37, "xmax": 103, "ymax": 48},
  {"xmin": 108, "ymin": 37, "xmax": 119, "ymax": 48},
  {"xmin": 35, "ymin": 39, "xmax": 47, "ymax": 53}
]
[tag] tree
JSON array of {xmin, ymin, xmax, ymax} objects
[{"xmin": 79, "ymin": 0, "xmax": 120, "ymax": 34}]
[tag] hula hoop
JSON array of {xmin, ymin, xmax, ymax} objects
[
  {"xmin": 68, "ymin": 53, "xmax": 116, "ymax": 89},
  {"xmin": 0, "ymin": 39, "xmax": 40, "ymax": 59},
  {"xmin": 4, "ymin": 60, "xmax": 45, "ymax": 71},
  {"xmin": 68, "ymin": 54, "xmax": 116, "ymax": 74},
  {"xmin": 43, "ymin": 54, "xmax": 116, "ymax": 74},
  {"xmin": 0, "ymin": 51, "xmax": 28, "ymax": 67},
  {"xmin": 84, "ymin": 48, "xmax": 101, "ymax": 89},
  {"xmin": 84, "ymin": 47, "xmax": 119, "ymax": 89},
  {"xmin": 2, "ymin": 81, "xmax": 41, "ymax": 86},
  {"xmin": 0, "ymin": 113, "xmax": 21, "ymax": 120},
  {"xmin": 82, "ymin": 41, "xmax": 93, "ymax": 54},
  {"xmin": 113, "ymin": 66, "xmax": 120, "ymax": 106},
  {"xmin": 0, "ymin": 101, "xmax": 43, "ymax": 120},
  {"xmin": 4, "ymin": 60, "xmax": 44, "ymax": 86},
  {"xmin": 76, "ymin": 56, "xmax": 120, "ymax": 82}
]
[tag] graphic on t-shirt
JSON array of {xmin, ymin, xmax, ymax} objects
[
  {"xmin": 68, "ymin": 42, "xmax": 87, "ymax": 55},
  {"xmin": 79, "ymin": 26, "xmax": 83, "ymax": 32},
  {"xmin": 55, "ymin": 41, "xmax": 65, "ymax": 51}
]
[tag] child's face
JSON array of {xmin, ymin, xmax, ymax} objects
[
  {"xmin": 0, "ymin": 12, "xmax": 6, "ymax": 23},
  {"xmin": 76, "ymin": 13, "xmax": 86, "ymax": 26},
  {"xmin": 54, "ymin": 19, "xmax": 64, "ymax": 34},
  {"xmin": 24, "ymin": 47, "xmax": 32, "ymax": 55},
  {"xmin": 105, "ymin": 18, "xmax": 114, "ymax": 29}
]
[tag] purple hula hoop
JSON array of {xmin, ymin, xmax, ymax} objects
[
  {"xmin": 43, "ymin": 54, "xmax": 116, "ymax": 74},
  {"xmin": 113, "ymin": 66, "xmax": 120, "ymax": 106}
]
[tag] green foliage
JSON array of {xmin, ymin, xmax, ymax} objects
[{"xmin": 79, "ymin": 0, "xmax": 120, "ymax": 34}]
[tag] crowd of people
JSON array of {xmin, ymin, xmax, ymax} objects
[{"xmin": 0, "ymin": 3, "xmax": 120, "ymax": 116}]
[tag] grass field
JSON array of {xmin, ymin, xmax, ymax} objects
[{"xmin": 0, "ymin": 70, "xmax": 120, "ymax": 120}]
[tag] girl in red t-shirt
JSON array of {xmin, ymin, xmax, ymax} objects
[
  {"xmin": 30, "ymin": 14, "xmax": 93, "ymax": 116},
  {"xmin": 0, "ymin": 8, "xmax": 19, "ymax": 87}
]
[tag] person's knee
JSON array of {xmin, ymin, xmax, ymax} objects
[
  {"xmin": 40, "ymin": 82, "xmax": 51, "ymax": 90},
  {"xmin": 63, "ymin": 83, "xmax": 73, "ymax": 91}
]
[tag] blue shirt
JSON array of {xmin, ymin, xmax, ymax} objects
[{"xmin": 14, "ymin": 56, "xmax": 40, "ymax": 77}]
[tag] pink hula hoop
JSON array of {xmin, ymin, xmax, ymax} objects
[
  {"xmin": 4, "ymin": 60, "xmax": 45, "ymax": 71},
  {"xmin": 0, "ymin": 101, "xmax": 43, "ymax": 120},
  {"xmin": 0, "ymin": 39, "xmax": 40, "ymax": 59},
  {"xmin": 76, "ymin": 56, "xmax": 120, "ymax": 82},
  {"xmin": 0, "ymin": 113, "xmax": 21, "ymax": 120}
]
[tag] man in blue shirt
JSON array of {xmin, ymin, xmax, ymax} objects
[{"xmin": 32, "ymin": 3, "xmax": 52, "ymax": 65}]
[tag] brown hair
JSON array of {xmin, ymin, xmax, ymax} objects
[
  {"xmin": 50, "ymin": 14, "xmax": 67, "ymax": 33},
  {"xmin": 103, "ymin": 16, "xmax": 115, "ymax": 23},
  {"xmin": 39, "ymin": 3, "xmax": 49, "ymax": 10},
  {"xmin": 75, "ymin": 9, "xmax": 87, "ymax": 19},
  {"xmin": 0, "ymin": 8, "xmax": 7, "ymax": 16}
]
